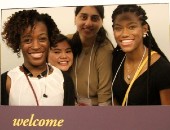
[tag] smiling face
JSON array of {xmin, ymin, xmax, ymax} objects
[
  {"xmin": 48, "ymin": 41, "xmax": 73, "ymax": 71},
  {"xmin": 20, "ymin": 22, "xmax": 49, "ymax": 68},
  {"xmin": 75, "ymin": 6, "xmax": 103, "ymax": 40},
  {"xmin": 113, "ymin": 12, "xmax": 148, "ymax": 53}
]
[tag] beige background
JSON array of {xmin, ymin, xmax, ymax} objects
[{"xmin": 1, "ymin": 4, "xmax": 170, "ymax": 73}]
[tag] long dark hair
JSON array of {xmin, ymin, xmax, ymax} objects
[
  {"xmin": 112, "ymin": 4, "xmax": 169, "ymax": 104},
  {"xmin": 71, "ymin": 6, "xmax": 110, "ymax": 57}
]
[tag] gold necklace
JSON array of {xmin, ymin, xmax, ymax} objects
[
  {"xmin": 126, "ymin": 65, "xmax": 136, "ymax": 81},
  {"xmin": 126, "ymin": 46, "xmax": 146, "ymax": 82}
]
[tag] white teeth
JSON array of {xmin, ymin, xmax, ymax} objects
[
  {"xmin": 59, "ymin": 61, "xmax": 68, "ymax": 65},
  {"xmin": 122, "ymin": 40, "xmax": 133, "ymax": 43},
  {"xmin": 60, "ymin": 61, "xmax": 67, "ymax": 64},
  {"xmin": 31, "ymin": 53, "xmax": 43, "ymax": 58}
]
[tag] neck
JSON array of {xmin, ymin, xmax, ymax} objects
[
  {"xmin": 80, "ymin": 35, "xmax": 96, "ymax": 47},
  {"xmin": 23, "ymin": 63, "xmax": 47, "ymax": 77},
  {"xmin": 124, "ymin": 46, "xmax": 147, "ymax": 83},
  {"xmin": 125, "ymin": 46, "xmax": 147, "ymax": 64}
]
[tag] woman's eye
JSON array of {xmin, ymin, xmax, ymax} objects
[
  {"xmin": 91, "ymin": 15, "xmax": 100, "ymax": 22},
  {"xmin": 22, "ymin": 38, "xmax": 32, "ymax": 44},
  {"xmin": 66, "ymin": 50, "xmax": 72, "ymax": 53},
  {"xmin": 80, "ymin": 15, "xmax": 87, "ymax": 20},
  {"xmin": 39, "ymin": 37, "xmax": 48, "ymax": 42},
  {"xmin": 129, "ymin": 25, "xmax": 136, "ymax": 30},
  {"xmin": 114, "ymin": 27, "xmax": 122, "ymax": 31},
  {"xmin": 54, "ymin": 51, "xmax": 60, "ymax": 54}
]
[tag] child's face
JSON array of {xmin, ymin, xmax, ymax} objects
[
  {"xmin": 20, "ymin": 22, "xmax": 49, "ymax": 68},
  {"xmin": 48, "ymin": 41, "xmax": 73, "ymax": 71}
]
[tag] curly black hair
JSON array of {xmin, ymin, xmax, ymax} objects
[{"xmin": 2, "ymin": 9, "xmax": 60, "ymax": 56}]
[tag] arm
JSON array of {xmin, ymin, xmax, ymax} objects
[
  {"xmin": 62, "ymin": 71, "xmax": 75, "ymax": 106},
  {"xmin": 160, "ymin": 89, "xmax": 170, "ymax": 105},
  {"xmin": 97, "ymin": 41, "xmax": 114, "ymax": 106},
  {"xmin": 1, "ymin": 71, "xmax": 10, "ymax": 105}
]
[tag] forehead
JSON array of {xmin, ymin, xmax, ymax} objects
[
  {"xmin": 22, "ymin": 22, "xmax": 47, "ymax": 35},
  {"xmin": 114, "ymin": 12, "xmax": 140, "ymax": 23},
  {"xmin": 54, "ymin": 41, "xmax": 71, "ymax": 48},
  {"xmin": 78, "ymin": 6, "xmax": 100, "ymax": 16}
]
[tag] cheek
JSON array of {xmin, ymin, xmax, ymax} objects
[
  {"xmin": 113, "ymin": 32, "xmax": 120, "ymax": 40},
  {"xmin": 44, "ymin": 43, "xmax": 50, "ymax": 50},
  {"xmin": 75, "ymin": 22, "xmax": 83, "ymax": 31},
  {"xmin": 69, "ymin": 54, "xmax": 74, "ymax": 62},
  {"xmin": 21, "ymin": 44, "xmax": 30, "ymax": 55},
  {"xmin": 48, "ymin": 53, "xmax": 57, "ymax": 62},
  {"xmin": 94, "ymin": 22, "xmax": 102, "ymax": 31}
]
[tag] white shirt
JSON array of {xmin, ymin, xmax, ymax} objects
[{"xmin": 8, "ymin": 66, "xmax": 64, "ymax": 106}]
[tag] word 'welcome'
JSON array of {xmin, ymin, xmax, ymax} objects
[{"xmin": 13, "ymin": 114, "xmax": 64, "ymax": 127}]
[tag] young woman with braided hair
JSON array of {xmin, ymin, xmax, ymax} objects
[{"xmin": 111, "ymin": 4, "xmax": 170, "ymax": 106}]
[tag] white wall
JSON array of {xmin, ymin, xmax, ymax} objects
[{"xmin": 1, "ymin": 4, "xmax": 170, "ymax": 73}]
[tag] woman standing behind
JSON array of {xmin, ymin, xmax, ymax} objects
[
  {"xmin": 111, "ymin": 4, "xmax": 170, "ymax": 106},
  {"xmin": 68, "ymin": 6, "xmax": 114, "ymax": 106},
  {"xmin": 48, "ymin": 33, "xmax": 73, "ymax": 72}
]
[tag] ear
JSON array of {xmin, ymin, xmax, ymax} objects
[{"xmin": 143, "ymin": 24, "xmax": 148, "ymax": 33}]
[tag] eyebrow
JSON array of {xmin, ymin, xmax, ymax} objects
[
  {"xmin": 114, "ymin": 22, "xmax": 138, "ymax": 26},
  {"xmin": 51, "ymin": 47, "xmax": 72, "ymax": 51},
  {"xmin": 80, "ymin": 13, "xmax": 99, "ymax": 17},
  {"xmin": 21, "ymin": 32, "xmax": 47, "ymax": 38}
]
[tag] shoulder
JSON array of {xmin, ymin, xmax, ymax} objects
[
  {"xmin": 1, "ymin": 71, "xmax": 8, "ymax": 79},
  {"xmin": 151, "ymin": 56, "xmax": 170, "ymax": 77},
  {"xmin": 7, "ymin": 66, "xmax": 22, "ymax": 77},
  {"xmin": 96, "ymin": 39, "xmax": 114, "ymax": 56},
  {"xmin": 50, "ymin": 65, "xmax": 64, "ymax": 80},
  {"xmin": 61, "ymin": 71, "xmax": 73, "ymax": 83},
  {"xmin": 66, "ymin": 34, "xmax": 74, "ymax": 39},
  {"xmin": 154, "ymin": 56, "xmax": 170, "ymax": 69},
  {"xmin": 151, "ymin": 57, "xmax": 170, "ymax": 90},
  {"xmin": 98, "ymin": 39, "xmax": 114, "ymax": 51},
  {"xmin": 1, "ymin": 71, "xmax": 9, "ymax": 105}
]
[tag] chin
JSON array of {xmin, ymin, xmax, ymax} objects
[
  {"xmin": 31, "ymin": 61, "xmax": 46, "ymax": 67},
  {"xmin": 59, "ymin": 67, "xmax": 69, "ymax": 72}
]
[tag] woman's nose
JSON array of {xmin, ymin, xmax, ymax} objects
[
  {"xmin": 31, "ymin": 40, "xmax": 40, "ymax": 49},
  {"xmin": 60, "ymin": 52, "xmax": 67, "ymax": 58},
  {"xmin": 85, "ymin": 18, "xmax": 93, "ymax": 26},
  {"xmin": 121, "ymin": 28, "xmax": 130, "ymax": 37}
]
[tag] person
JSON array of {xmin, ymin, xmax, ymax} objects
[
  {"xmin": 1, "ymin": 9, "xmax": 75, "ymax": 106},
  {"xmin": 111, "ymin": 4, "xmax": 170, "ymax": 106},
  {"xmin": 48, "ymin": 33, "xmax": 73, "ymax": 72},
  {"xmin": 68, "ymin": 6, "xmax": 114, "ymax": 106}
]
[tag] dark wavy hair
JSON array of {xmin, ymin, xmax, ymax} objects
[
  {"xmin": 50, "ymin": 33, "xmax": 73, "ymax": 49},
  {"xmin": 111, "ymin": 4, "xmax": 169, "ymax": 104},
  {"xmin": 2, "ymin": 9, "xmax": 60, "ymax": 57},
  {"xmin": 71, "ymin": 6, "xmax": 111, "ymax": 56}
]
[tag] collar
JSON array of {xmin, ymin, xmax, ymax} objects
[{"xmin": 22, "ymin": 64, "xmax": 49, "ymax": 79}]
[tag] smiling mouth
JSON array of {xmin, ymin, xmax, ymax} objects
[
  {"xmin": 30, "ymin": 53, "xmax": 43, "ymax": 58},
  {"xmin": 58, "ymin": 61, "xmax": 69, "ymax": 66},
  {"xmin": 83, "ymin": 28, "xmax": 93, "ymax": 33},
  {"xmin": 121, "ymin": 39, "xmax": 133, "ymax": 45}
]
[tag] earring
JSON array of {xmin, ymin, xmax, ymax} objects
[
  {"xmin": 143, "ymin": 32, "xmax": 148, "ymax": 38},
  {"xmin": 17, "ymin": 48, "xmax": 21, "ymax": 58}
]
